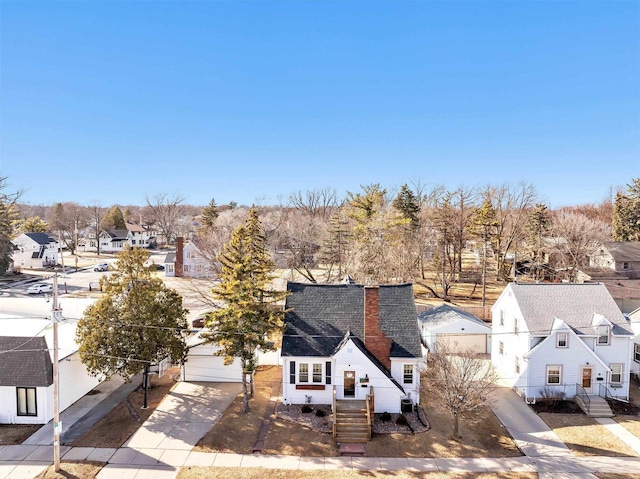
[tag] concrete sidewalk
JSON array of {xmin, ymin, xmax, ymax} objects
[{"xmin": 2, "ymin": 445, "xmax": 640, "ymax": 478}]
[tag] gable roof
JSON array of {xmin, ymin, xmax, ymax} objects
[
  {"xmin": 0, "ymin": 337, "xmax": 53, "ymax": 387},
  {"xmin": 418, "ymin": 303, "xmax": 490, "ymax": 330},
  {"xmin": 281, "ymin": 282, "xmax": 421, "ymax": 359},
  {"xmin": 507, "ymin": 283, "xmax": 632, "ymax": 336},
  {"xmin": 102, "ymin": 230, "xmax": 129, "ymax": 240},
  {"xmin": 24, "ymin": 233, "xmax": 56, "ymax": 245},
  {"xmin": 600, "ymin": 241, "xmax": 640, "ymax": 262}
]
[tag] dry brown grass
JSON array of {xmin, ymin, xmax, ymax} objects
[
  {"xmin": 595, "ymin": 475, "xmax": 640, "ymax": 479},
  {"xmin": 539, "ymin": 413, "xmax": 638, "ymax": 457},
  {"xmin": 615, "ymin": 415, "xmax": 640, "ymax": 439},
  {"xmin": 178, "ymin": 468, "xmax": 537, "ymax": 479},
  {"xmin": 34, "ymin": 461, "xmax": 105, "ymax": 479},
  {"xmin": 70, "ymin": 369, "xmax": 178, "ymax": 448},
  {"xmin": 0, "ymin": 424, "xmax": 41, "ymax": 445},
  {"xmin": 195, "ymin": 365, "xmax": 279, "ymax": 454}
]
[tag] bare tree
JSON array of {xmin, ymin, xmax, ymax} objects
[
  {"xmin": 483, "ymin": 182, "xmax": 538, "ymax": 280},
  {"xmin": 547, "ymin": 211, "xmax": 610, "ymax": 281},
  {"xmin": 422, "ymin": 341, "xmax": 499, "ymax": 440},
  {"xmin": 145, "ymin": 193, "xmax": 186, "ymax": 245},
  {"xmin": 88, "ymin": 203, "xmax": 106, "ymax": 255},
  {"xmin": 288, "ymin": 187, "xmax": 340, "ymax": 221}
]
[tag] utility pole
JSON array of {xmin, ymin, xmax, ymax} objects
[{"xmin": 52, "ymin": 273, "xmax": 62, "ymax": 472}]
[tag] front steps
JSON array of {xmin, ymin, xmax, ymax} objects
[
  {"xmin": 334, "ymin": 400, "xmax": 371, "ymax": 443},
  {"xmin": 574, "ymin": 395, "xmax": 614, "ymax": 417}
]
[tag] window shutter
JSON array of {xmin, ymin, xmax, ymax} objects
[
  {"xmin": 290, "ymin": 361, "xmax": 296, "ymax": 384},
  {"xmin": 325, "ymin": 361, "xmax": 331, "ymax": 385}
]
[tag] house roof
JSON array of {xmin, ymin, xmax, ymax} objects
[
  {"xmin": 281, "ymin": 282, "xmax": 421, "ymax": 359},
  {"xmin": 417, "ymin": 303, "xmax": 489, "ymax": 330},
  {"xmin": 23, "ymin": 233, "xmax": 56, "ymax": 245},
  {"xmin": 601, "ymin": 241, "xmax": 640, "ymax": 262},
  {"xmin": 103, "ymin": 230, "xmax": 129, "ymax": 240},
  {"xmin": 164, "ymin": 252, "xmax": 176, "ymax": 264},
  {"xmin": 507, "ymin": 283, "xmax": 632, "ymax": 336},
  {"xmin": 0, "ymin": 337, "xmax": 53, "ymax": 387}
]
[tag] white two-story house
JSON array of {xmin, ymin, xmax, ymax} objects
[
  {"xmin": 11, "ymin": 233, "xmax": 58, "ymax": 269},
  {"xmin": 491, "ymin": 283, "xmax": 633, "ymax": 402}
]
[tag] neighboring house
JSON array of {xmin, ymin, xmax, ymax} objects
[
  {"xmin": 627, "ymin": 308, "xmax": 640, "ymax": 378},
  {"xmin": 281, "ymin": 282, "xmax": 422, "ymax": 414},
  {"xmin": 11, "ymin": 233, "xmax": 58, "ymax": 269},
  {"xmin": 418, "ymin": 303, "xmax": 492, "ymax": 354},
  {"xmin": 590, "ymin": 241, "xmax": 640, "ymax": 280},
  {"xmin": 164, "ymin": 237, "xmax": 213, "ymax": 278},
  {"xmin": 0, "ymin": 298, "xmax": 101, "ymax": 425},
  {"xmin": 491, "ymin": 283, "xmax": 634, "ymax": 403},
  {"xmin": 125, "ymin": 223, "xmax": 158, "ymax": 249}
]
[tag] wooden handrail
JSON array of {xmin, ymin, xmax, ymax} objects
[{"xmin": 365, "ymin": 386, "xmax": 374, "ymax": 440}]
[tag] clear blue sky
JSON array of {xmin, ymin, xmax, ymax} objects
[{"xmin": 1, "ymin": 1, "xmax": 638, "ymax": 208}]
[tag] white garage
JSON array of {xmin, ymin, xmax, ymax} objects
[
  {"xmin": 418, "ymin": 303, "xmax": 491, "ymax": 354},
  {"xmin": 180, "ymin": 335, "xmax": 243, "ymax": 382}
]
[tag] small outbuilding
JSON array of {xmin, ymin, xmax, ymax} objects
[
  {"xmin": 418, "ymin": 303, "xmax": 492, "ymax": 354},
  {"xmin": 180, "ymin": 334, "xmax": 243, "ymax": 383}
]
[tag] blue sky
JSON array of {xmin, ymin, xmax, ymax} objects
[{"xmin": 1, "ymin": 1, "xmax": 638, "ymax": 208}]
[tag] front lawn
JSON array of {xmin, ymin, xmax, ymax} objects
[{"xmin": 0, "ymin": 424, "xmax": 41, "ymax": 445}]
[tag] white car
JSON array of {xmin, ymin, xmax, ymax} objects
[
  {"xmin": 27, "ymin": 283, "xmax": 53, "ymax": 294},
  {"xmin": 94, "ymin": 263, "xmax": 109, "ymax": 272}
]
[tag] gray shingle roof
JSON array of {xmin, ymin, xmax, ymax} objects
[
  {"xmin": 0, "ymin": 337, "xmax": 53, "ymax": 387},
  {"xmin": 509, "ymin": 283, "xmax": 632, "ymax": 336},
  {"xmin": 281, "ymin": 282, "xmax": 421, "ymax": 359},
  {"xmin": 601, "ymin": 241, "xmax": 640, "ymax": 262},
  {"xmin": 418, "ymin": 303, "xmax": 489, "ymax": 330},
  {"xmin": 24, "ymin": 233, "xmax": 56, "ymax": 245}
]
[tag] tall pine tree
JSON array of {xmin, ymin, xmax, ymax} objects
[
  {"xmin": 201, "ymin": 207, "xmax": 286, "ymax": 412},
  {"xmin": 612, "ymin": 178, "xmax": 640, "ymax": 241},
  {"xmin": 201, "ymin": 198, "xmax": 219, "ymax": 229}
]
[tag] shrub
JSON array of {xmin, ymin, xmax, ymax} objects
[
  {"xmin": 315, "ymin": 409, "xmax": 326, "ymax": 417},
  {"xmin": 380, "ymin": 412, "xmax": 392, "ymax": 422},
  {"xmin": 301, "ymin": 404, "xmax": 312, "ymax": 413},
  {"xmin": 538, "ymin": 387, "xmax": 565, "ymax": 408},
  {"xmin": 395, "ymin": 414, "xmax": 408, "ymax": 426}
]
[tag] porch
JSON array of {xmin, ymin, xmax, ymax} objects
[{"xmin": 332, "ymin": 386, "xmax": 374, "ymax": 444}]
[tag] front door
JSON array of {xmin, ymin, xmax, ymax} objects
[
  {"xmin": 581, "ymin": 366, "xmax": 593, "ymax": 394},
  {"xmin": 344, "ymin": 370, "xmax": 356, "ymax": 398}
]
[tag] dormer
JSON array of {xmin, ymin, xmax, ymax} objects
[
  {"xmin": 550, "ymin": 318, "xmax": 570, "ymax": 348},
  {"xmin": 591, "ymin": 313, "xmax": 613, "ymax": 346}
]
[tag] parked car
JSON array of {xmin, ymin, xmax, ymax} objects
[
  {"xmin": 27, "ymin": 283, "xmax": 53, "ymax": 294},
  {"xmin": 94, "ymin": 263, "xmax": 109, "ymax": 272}
]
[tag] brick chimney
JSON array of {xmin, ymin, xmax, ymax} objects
[
  {"xmin": 175, "ymin": 237, "xmax": 183, "ymax": 277},
  {"xmin": 363, "ymin": 286, "xmax": 392, "ymax": 371}
]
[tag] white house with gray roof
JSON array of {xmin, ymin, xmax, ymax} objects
[
  {"xmin": 281, "ymin": 282, "xmax": 423, "ymax": 415},
  {"xmin": 491, "ymin": 283, "xmax": 634, "ymax": 403},
  {"xmin": 418, "ymin": 303, "xmax": 492, "ymax": 354},
  {"xmin": 11, "ymin": 233, "xmax": 58, "ymax": 269}
]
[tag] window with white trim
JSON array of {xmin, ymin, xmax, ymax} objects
[
  {"xmin": 515, "ymin": 356, "xmax": 520, "ymax": 374},
  {"xmin": 299, "ymin": 364, "xmax": 309, "ymax": 383},
  {"xmin": 17, "ymin": 387, "xmax": 37, "ymax": 416},
  {"xmin": 499, "ymin": 341, "xmax": 504, "ymax": 355},
  {"xmin": 597, "ymin": 325, "xmax": 610, "ymax": 345},
  {"xmin": 186, "ymin": 251, "xmax": 196, "ymax": 259},
  {"xmin": 403, "ymin": 364, "xmax": 414, "ymax": 384},
  {"xmin": 556, "ymin": 333, "xmax": 568, "ymax": 348},
  {"xmin": 610, "ymin": 363, "xmax": 623, "ymax": 384},
  {"xmin": 514, "ymin": 318, "xmax": 519, "ymax": 335},
  {"xmin": 635, "ymin": 343, "xmax": 640, "ymax": 363},
  {"xmin": 312, "ymin": 363, "xmax": 322, "ymax": 383},
  {"xmin": 499, "ymin": 310, "xmax": 504, "ymax": 326},
  {"xmin": 546, "ymin": 365, "xmax": 562, "ymax": 385}
]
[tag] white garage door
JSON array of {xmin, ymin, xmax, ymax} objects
[
  {"xmin": 437, "ymin": 334, "xmax": 487, "ymax": 354},
  {"xmin": 182, "ymin": 355, "xmax": 243, "ymax": 382}
]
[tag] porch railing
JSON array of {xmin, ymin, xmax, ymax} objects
[
  {"xmin": 575, "ymin": 384, "xmax": 590, "ymax": 414},
  {"xmin": 365, "ymin": 386, "xmax": 374, "ymax": 440},
  {"xmin": 599, "ymin": 383, "xmax": 629, "ymax": 403},
  {"xmin": 332, "ymin": 386, "xmax": 337, "ymax": 439}
]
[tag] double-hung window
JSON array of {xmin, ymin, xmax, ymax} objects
[
  {"xmin": 403, "ymin": 364, "xmax": 414, "ymax": 384},
  {"xmin": 610, "ymin": 364, "xmax": 623, "ymax": 385},
  {"xmin": 635, "ymin": 343, "xmax": 640, "ymax": 363},
  {"xmin": 546, "ymin": 365, "xmax": 562, "ymax": 385},
  {"xmin": 556, "ymin": 333, "xmax": 568, "ymax": 348},
  {"xmin": 17, "ymin": 387, "xmax": 37, "ymax": 416},
  {"xmin": 597, "ymin": 326, "xmax": 610, "ymax": 345},
  {"xmin": 312, "ymin": 364, "xmax": 322, "ymax": 383},
  {"xmin": 299, "ymin": 364, "xmax": 309, "ymax": 383}
]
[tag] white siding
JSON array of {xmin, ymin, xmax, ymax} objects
[
  {"xmin": 282, "ymin": 357, "xmax": 333, "ymax": 406},
  {"xmin": 181, "ymin": 344, "xmax": 243, "ymax": 382},
  {"xmin": 0, "ymin": 386, "xmax": 48, "ymax": 425},
  {"xmin": 58, "ymin": 353, "xmax": 102, "ymax": 414}
]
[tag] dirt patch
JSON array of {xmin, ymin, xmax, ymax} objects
[
  {"xmin": 608, "ymin": 400, "xmax": 640, "ymax": 415},
  {"xmin": 70, "ymin": 369, "xmax": 179, "ymax": 448},
  {"xmin": 34, "ymin": 461, "xmax": 105, "ymax": 479},
  {"xmin": 0, "ymin": 424, "xmax": 42, "ymax": 445},
  {"xmin": 529, "ymin": 400, "xmax": 583, "ymax": 414},
  {"xmin": 195, "ymin": 365, "xmax": 279, "ymax": 454},
  {"xmin": 178, "ymin": 468, "xmax": 536, "ymax": 479},
  {"xmin": 538, "ymin": 413, "xmax": 638, "ymax": 457}
]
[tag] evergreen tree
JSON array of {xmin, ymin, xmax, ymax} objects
[
  {"xmin": 469, "ymin": 201, "xmax": 499, "ymax": 306},
  {"xmin": 320, "ymin": 209, "xmax": 351, "ymax": 281},
  {"xmin": 76, "ymin": 246, "xmax": 188, "ymax": 379},
  {"xmin": 201, "ymin": 207, "xmax": 286, "ymax": 413},
  {"xmin": 525, "ymin": 203, "xmax": 551, "ymax": 279},
  {"xmin": 14, "ymin": 216, "xmax": 48, "ymax": 236},
  {"xmin": 392, "ymin": 184, "xmax": 420, "ymax": 230},
  {"xmin": 201, "ymin": 198, "xmax": 219, "ymax": 229},
  {"xmin": 612, "ymin": 178, "xmax": 640, "ymax": 241},
  {"xmin": 102, "ymin": 206, "xmax": 126, "ymax": 230}
]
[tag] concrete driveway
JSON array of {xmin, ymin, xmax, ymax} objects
[{"xmin": 124, "ymin": 381, "xmax": 241, "ymax": 450}]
